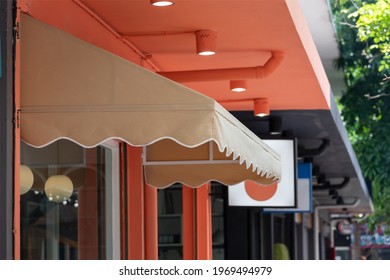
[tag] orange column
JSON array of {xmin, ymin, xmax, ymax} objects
[
  {"xmin": 196, "ymin": 183, "xmax": 213, "ymax": 260},
  {"xmin": 182, "ymin": 186, "xmax": 195, "ymax": 260},
  {"xmin": 126, "ymin": 145, "xmax": 145, "ymax": 259},
  {"xmin": 144, "ymin": 183, "xmax": 158, "ymax": 260},
  {"xmin": 182, "ymin": 184, "xmax": 213, "ymax": 260},
  {"xmin": 13, "ymin": 5, "xmax": 22, "ymax": 260}
]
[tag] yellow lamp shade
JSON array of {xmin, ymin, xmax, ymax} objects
[
  {"xmin": 45, "ymin": 175, "xmax": 73, "ymax": 203},
  {"xmin": 20, "ymin": 164, "xmax": 34, "ymax": 195}
]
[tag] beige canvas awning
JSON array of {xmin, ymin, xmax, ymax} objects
[{"xmin": 20, "ymin": 14, "xmax": 281, "ymax": 188}]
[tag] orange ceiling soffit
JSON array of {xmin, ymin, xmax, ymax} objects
[
  {"xmin": 157, "ymin": 51, "xmax": 283, "ymax": 82},
  {"xmin": 20, "ymin": 0, "xmax": 331, "ymax": 111}
]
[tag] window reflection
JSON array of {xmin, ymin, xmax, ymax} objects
[
  {"xmin": 211, "ymin": 183, "xmax": 225, "ymax": 260},
  {"xmin": 20, "ymin": 140, "xmax": 117, "ymax": 260},
  {"xmin": 158, "ymin": 184, "xmax": 183, "ymax": 260}
]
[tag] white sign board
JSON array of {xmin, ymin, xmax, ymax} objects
[{"xmin": 228, "ymin": 139, "xmax": 296, "ymax": 207}]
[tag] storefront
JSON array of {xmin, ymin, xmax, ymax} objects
[
  {"xmin": 11, "ymin": 10, "xmax": 281, "ymax": 260},
  {"xmin": 1, "ymin": 0, "xmax": 373, "ymax": 260}
]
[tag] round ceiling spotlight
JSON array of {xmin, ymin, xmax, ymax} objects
[
  {"xmin": 196, "ymin": 30, "xmax": 217, "ymax": 56},
  {"xmin": 230, "ymin": 80, "xmax": 247, "ymax": 92},
  {"xmin": 254, "ymin": 98, "xmax": 270, "ymax": 117},
  {"xmin": 151, "ymin": 0, "xmax": 174, "ymax": 7}
]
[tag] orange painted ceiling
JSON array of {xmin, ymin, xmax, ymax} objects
[{"xmin": 77, "ymin": 0, "xmax": 331, "ymax": 111}]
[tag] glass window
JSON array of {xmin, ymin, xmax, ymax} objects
[
  {"xmin": 211, "ymin": 182, "xmax": 225, "ymax": 260},
  {"xmin": 20, "ymin": 139, "xmax": 119, "ymax": 259},
  {"xmin": 273, "ymin": 214, "xmax": 294, "ymax": 260},
  {"xmin": 158, "ymin": 184, "xmax": 183, "ymax": 260},
  {"xmin": 156, "ymin": 182, "xmax": 226, "ymax": 260}
]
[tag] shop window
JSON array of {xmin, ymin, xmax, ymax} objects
[
  {"xmin": 156, "ymin": 182, "xmax": 226, "ymax": 260},
  {"xmin": 20, "ymin": 139, "xmax": 120, "ymax": 259},
  {"xmin": 158, "ymin": 184, "xmax": 183, "ymax": 260},
  {"xmin": 211, "ymin": 183, "xmax": 225, "ymax": 260},
  {"xmin": 273, "ymin": 214, "xmax": 294, "ymax": 260}
]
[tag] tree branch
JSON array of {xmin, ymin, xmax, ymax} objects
[
  {"xmin": 349, "ymin": 0, "xmax": 360, "ymax": 10},
  {"xmin": 368, "ymin": 53, "xmax": 385, "ymax": 63},
  {"xmin": 364, "ymin": 93, "xmax": 390, "ymax": 99},
  {"xmin": 335, "ymin": 20, "xmax": 358, "ymax": 28}
]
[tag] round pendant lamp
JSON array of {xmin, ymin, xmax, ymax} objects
[
  {"xmin": 45, "ymin": 174, "xmax": 74, "ymax": 203},
  {"xmin": 20, "ymin": 164, "xmax": 34, "ymax": 195}
]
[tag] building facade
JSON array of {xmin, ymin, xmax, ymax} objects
[{"xmin": 0, "ymin": 0, "xmax": 373, "ymax": 260}]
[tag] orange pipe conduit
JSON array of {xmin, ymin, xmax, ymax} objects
[
  {"xmin": 158, "ymin": 51, "xmax": 283, "ymax": 82},
  {"xmin": 71, "ymin": 0, "xmax": 160, "ymax": 72},
  {"xmin": 17, "ymin": 0, "xmax": 159, "ymax": 72}
]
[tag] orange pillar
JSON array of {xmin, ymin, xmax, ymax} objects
[
  {"xmin": 144, "ymin": 183, "xmax": 158, "ymax": 260},
  {"xmin": 13, "ymin": 5, "xmax": 22, "ymax": 260},
  {"xmin": 182, "ymin": 184, "xmax": 213, "ymax": 260},
  {"xmin": 196, "ymin": 183, "xmax": 213, "ymax": 260},
  {"xmin": 126, "ymin": 145, "xmax": 145, "ymax": 259},
  {"xmin": 182, "ymin": 186, "xmax": 195, "ymax": 259}
]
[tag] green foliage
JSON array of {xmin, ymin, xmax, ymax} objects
[
  {"xmin": 349, "ymin": 0, "xmax": 390, "ymax": 72},
  {"xmin": 330, "ymin": 0, "xmax": 390, "ymax": 224},
  {"xmin": 273, "ymin": 243, "xmax": 290, "ymax": 260}
]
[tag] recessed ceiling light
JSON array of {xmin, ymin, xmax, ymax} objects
[
  {"xmin": 151, "ymin": 1, "xmax": 174, "ymax": 7},
  {"xmin": 230, "ymin": 80, "xmax": 247, "ymax": 92},
  {"xmin": 198, "ymin": 51, "xmax": 216, "ymax": 56},
  {"xmin": 254, "ymin": 98, "xmax": 270, "ymax": 117},
  {"xmin": 196, "ymin": 30, "xmax": 217, "ymax": 56}
]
